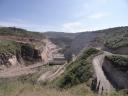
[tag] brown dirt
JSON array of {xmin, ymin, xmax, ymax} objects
[{"xmin": 0, "ymin": 63, "xmax": 45, "ymax": 78}]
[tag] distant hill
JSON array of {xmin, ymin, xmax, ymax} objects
[
  {"xmin": 0, "ymin": 26, "xmax": 128, "ymax": 56},
  {"xmin": 43, "ymin": 27, "xmax": 128, "ymax": 60},
  {"xmin": 44, "ymin": 32, "xmax": 80, "ymax": 54},
  {"xmin": 44, "ymin": 31, "xmax": 79, "ymax": 39},
  {"xmin": 64, "ymin": 26, "xmax": 128, "ymax": 56},
  {"xmin": 0, "ymin": 27, "xmax": 45, "ymax": 40},
  {"xmin": 66, "ymin": 31, "xmax": 104, "ymax": 55},
  {"xmin": 104, "ymin": 27, "xmax": 128, "ymax": 54}
]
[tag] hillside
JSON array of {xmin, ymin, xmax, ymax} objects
[
  {"xmin": 49, "ymin": 26, "xmax": 128, "ymax": 60},
  {"xmin": 0, "ymin": 27, "xmax": 45, "ymax": 39},
  {"xmin": 0, "ymin": 27, "xmax": 67, "ymax": 78},
  {"xmin": 0, "ymin": 26, "xmax": 127, "ymax": 96},
  {"xmin": 44, "ymin": 32, "xmax": 80, "ymax": 54},
  {"xmin": 65, "ymin": 31, "xmax": 105, "ymax": 56},
  {"xmin": 54, "ymin": 48, "xmax": 99, "ymax": 88},
  {"xmin": 104, "ymin": 27, "xmax": 128, "ymax": 54},
  {"xmin": 0, "ymin": 27, "xmax": 48, "ymax": 72},
  {"xmin": 44, "ymin": 31, "xmax": 79, "ymax": 39}
]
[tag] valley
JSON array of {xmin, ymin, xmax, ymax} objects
[{"xmin": 0, "ymin": 26, "xmax": 127, "ymax": 96}]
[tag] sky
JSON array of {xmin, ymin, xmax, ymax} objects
[{"xmin": 0, "ymin": 0, "xmax": 128, "ymax": 32}]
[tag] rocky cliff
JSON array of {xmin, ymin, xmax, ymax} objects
[
  {"xmin": 102, "ymin": 55, "xmax": 128, "ymax": 90},
  {"xmin": 0, "ymin": 41, "xmax": 42, "ymax": 68},
  {"xmin": 41, "ymin": 39, "xmax": 66, "ymax": 64}
]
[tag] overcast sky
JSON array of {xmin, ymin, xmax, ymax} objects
[{"xmin": 0, "ymin": 0, "xmax": 128, "ymax": 32}]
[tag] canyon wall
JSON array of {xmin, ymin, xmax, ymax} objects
[
  {"xmin": 102, "ymin": 58, "xmax": 128, "ymax": 90},
  {"xmin": 0, "ymin": 54, "xmax": 19, "ymax": 68},
  {"xmin": 0, "ymin": 43, "xmax": 42, "ymax": 69},
  {"xmin": 41, "ymin": 39, "xmax": 66, "ymax": 64}
]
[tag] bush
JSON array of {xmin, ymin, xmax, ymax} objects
[
  {"xmin": 0, "ymin": 40, "xmax": 21, "ymax": 55},
  {"xmin": 106, "ymin": 55, "xmax": 128, "ymax": 72},
  {"xmin": 55, "ymin": 48, "xmax": 99, "ymax": 88}
]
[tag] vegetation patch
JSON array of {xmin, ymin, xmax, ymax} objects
[
  {"xmin": 55, "ymin": 48, "xmax": 99, "ymax": 88},
  {"xmin": 105, "ymin": 27, "xmax": 128, "ymax": 49},
  {"xmin": 0, "ymin": 40, "xmax": 21, "ymax": 55},
  {"xmin": 105, "ymin": 37, "xmax": 128, "ymax": 49},
  {"xmin": 0, "ymin": 73, "xmax": 126, "ymax": 96},
  {"xmin": 0, "ymin": 27, "xmax": 45, "ymax": 39},
  {"xmin": 0, "ymin": 73, "xmax": 95, "ymax": 96},
  {"xmin": 106, "ymin": 55, "xmax": 128, "ymax": 72},
  {"xmin": 0, "ymin": 40, "xmax": 41, "ymax": 66}
]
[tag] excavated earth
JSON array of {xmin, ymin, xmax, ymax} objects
[{"xmin": 0, "ymin": 37, "xmax": 66, "ymax": 79}]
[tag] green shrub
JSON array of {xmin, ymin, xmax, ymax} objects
[
  {"xmin": 55, "ymin": 48, "xmax": 99, "ymax": 88},
  {"xmin": 0, "ymin": 40, "xmax": 21, "ymax": 55},
  {"xmin": 106, "ymin": 55, "xmax": 128, "ymax": 72}
]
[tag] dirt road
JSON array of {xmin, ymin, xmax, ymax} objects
[
  {"xmin": 38, "ymin": 64, "xmax": 66, "ymax": 81},
  {"xmin": 0, "ymin": 63, "xmax": 45, "ymax": 78}
]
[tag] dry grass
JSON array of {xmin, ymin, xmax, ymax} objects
[
  {"xmin": 0, "ymin": 74, "xmax": 126, "ymax": 96},
  {"xmin": 0, "ymin": 80, "xmax": 95, "ymax": 96}
]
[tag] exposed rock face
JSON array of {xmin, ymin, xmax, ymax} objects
[
  {"xmin": 8, "ymin": 56, "xmax": 19, "ymax": 66},
  {"xmin": 0, "ymin": 37, "xmax": 66, "ymax": 69},
  {"xmin": 0, "ymin": 54, "xmax": 21, "ymax": 70},
  {"xmin": 41, "ymin": 39, "xmax": 66, "ymax": 64},
  {"xmin": 0, "ymin": 43, "xmax": 42, "ymax": 68},
  {"xmin": 21, "ymin": 43, "xmax": 41, "ymax": 63},
  {"xmin": 92, "ymin": 51, "xmax": 128, "ymax": 94},
  {"xmin": 92, "ymin": 53, "xmax": 113, "ymax": 94},
  {"xmin": 102, "ymin": 58, "xmax": 128, "ymax": 90},
  {"xmin": 0, "ymin": 53, "xmax": 14, "ymax": 67}
]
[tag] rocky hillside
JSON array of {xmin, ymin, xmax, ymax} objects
[
  {"xmin": 0, "ymin": 40, "xmax": 43, "ymax": 68},
  {"xmin": 0, "ymin": 26, "xmax": 127, "ymax": 96},
  {"xmin": 1, "ymin": 26, "xmax": 127, "ymax": 64},
  {"xmin": 0, "ymin": 27, "xmax": 66, "ymax": 68},
  {"xmin": 103, "ymin": 55, "xmax": 128, "ymax": 89},
  {"xmin": 44, "ymin": 32, "xmax": 80, "ymax": 56},
  {"xmin": 0, "ymin": 27, "xmax": 45, "ymax": 68}
]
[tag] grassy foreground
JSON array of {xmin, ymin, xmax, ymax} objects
[
  {"xmin": 0, "ymin": 78, "xmax": 95, "ymax": 96},
  {"xmin": 0, "ymin": 78, "xmax": 126, "ymax": 96}
]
